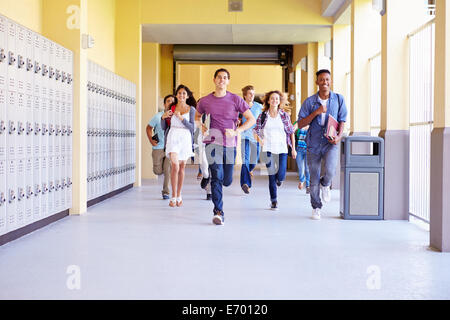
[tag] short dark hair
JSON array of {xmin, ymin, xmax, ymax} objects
[
  {"xmin": 163, "ymin": 94, "xmax": 175, "ymax": 104},
  {"xmin": 316, "ymin": 69, "xmax": 331, "ymax": 78},
  {"xmin": 214, "ymin": 68, "xmax": 230, "ymax": 79},
  {"xmin": 241, "ymin": 85, "xmax": 254, "ymax": 97}
]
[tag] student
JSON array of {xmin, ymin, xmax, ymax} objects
[
  {"xmin": 161, "ymin": 85, "xmax": 196, "ymax": 207},
  {"xmin": 254, "ymin": 90, "xmax": 296, "ymax": 210},
  {"xmin": 239, "ymin": 85, "xmax": 263, "ymax": 194},
  {"xmin": 196, "ymin": 68, "xmax": 256, "ymax": 225},
  {"xmin": 297, "ymin": 69, "xmax": 347, "ymax": 220},
  {"xmin": 194, "ymin": 110, "xmax": 212, "ymax": 200},
  {"xmin": 293, "ymin": 121, "xmax": 310, "ymax": 193},
  {"xmin": 146, "ymin": 95, "xmax": 175, "ymax": 199}
]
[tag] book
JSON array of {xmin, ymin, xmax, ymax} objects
[{"xmin": 325, "ymin": 114, "xmax": 339, "ymax": 140}]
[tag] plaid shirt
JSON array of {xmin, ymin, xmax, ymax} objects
[{"xmin": 253, "ymin": 109, "xmax": 295, "ymax": 148}]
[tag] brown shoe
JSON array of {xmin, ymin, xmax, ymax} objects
[{"xmin": 197, "ymin": 172, "xmax": 202, "ymax": 180}]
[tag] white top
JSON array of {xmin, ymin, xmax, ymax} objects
[
  {"xmin": 170, "ymin": 111, "xmax": 190, "ymax": 129},
  {"xmin": 262, "ymin": 113, "xmax": 288, "ymax": 154},
  {"xmin": 318, "ymin": 97, "xmax": 329, "ymax": 126}
]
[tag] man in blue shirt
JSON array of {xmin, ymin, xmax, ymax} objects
[
  {"xmin": 146, "ymin": 94, "xmax": 175, "ymax": 199},
  {"xmin": 239, "ymin": 85, "xmax": 263, "ymax": 194},
  {"xmin": 297, "ymin": 69, "xmax": 347, "ymax": 220}
]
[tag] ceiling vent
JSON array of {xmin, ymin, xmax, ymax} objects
[{"xmin": 229, "ymin": 0, "xmax": 243, "ymax": 12}]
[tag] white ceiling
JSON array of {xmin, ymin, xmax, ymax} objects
[{"xmin": 142, "ymin": 24, "xmax": 332, "ymax": 44}]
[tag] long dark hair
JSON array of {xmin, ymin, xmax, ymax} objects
[
  {"xmin": 262, "ymin": 90, "xmax": 282, "ymax": 112},
  {"xmin": 174, "ymin": 84, "xmax": 197, "ymax": 108}
]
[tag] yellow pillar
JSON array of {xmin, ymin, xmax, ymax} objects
[
  {"xmin": 380, "ymin": 0, "xmax": 430, "ymax": 220},
  {"xmin": 350, "ymin": 0, "xmax": 380, "ymax": 135},
  {"xmin": 142, "ymin": 43, "xmax": 159, "ymax": 180},
  {"xmin": 42, "ymin": 0, "xmax": 88, "ymax": 215},
  {"xmin": 115, "ymin": 0, "xmax": 142, "ymax": 187},
  {"xmin": 307, "ymin": 42, "xmax": 318, "ymax": 96},
  {"xmin": 430, "ymin": 0, "xmax": 450, "ymax": 252}
]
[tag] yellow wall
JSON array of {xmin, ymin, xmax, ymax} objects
[
  {"xmin": 0, "ymin": 0, "xmax": 42, "ymax": 33},
  {"xmin": 177, "ymin": 63, "xmax": 283, "ymax": 99},
  {"xmin": 141, "ymin": 0, "xmax": 331, "ymax": 25},
  {"xmin": 160, "ymin": 44, "xmax": 174, "ymax": 98},
  {"xmin": 87, "ymin": 0, "xmax": 116, "ymax": 71}
]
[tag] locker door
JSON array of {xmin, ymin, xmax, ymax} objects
[
  {"xmin": 48, "ymin": 98, "xmax": 54, "ymax": 158},
  {"xmin": 60, "ymin": 154, "xmax": 66, "ymax": 209},
  {"xmin": 33, "ymin": 156, "xmax": 41, "ymax": 220},
  {"xmin": 6, "ymin": 159, "xmax": 17, "ymax": 232},
  {"xmin": 0, "ymin": 88, "xmax": 6, "ymax": 160},
  {"xmin": 25, "ymin": 157, "xmax": 33, "ymax": 223},
  {"xmin": 6, "ymin": 20, "xmax": 17, "ymax": 93},
  {"xmin": 16, "ymin": 25, "xmax": 26, "ymax": 94},
  {"xmin": 40, "ymin": 38, "xmax": 48, "ymax": 99},
  {"xmin": 40, "ymin": 156, "xmax": 48, "ymax": 217},
  {"xmin": 16, "ymin": 92, "xmax": 25, "ymax": 159},
  {"xmin": 0, "ymin": 16, "xmax": 7, "ymax": 90},
  {"xmin": 54, "ymin": 155, "xmax": 60, "ymax": 213},
  {"xmin": 66, "ymin": 155, "xmax": 72, "ymax": 208},
  {"xmin": 0, "ymin": 159, "xmax": 6, "ymax": 236},
  {"xmin": 41, "ymin": 97, "xmax": 48, "ymax": 157},
  {"xmin": 6, "ymin": 91, "xmax": 16, "ymax": 160},
  {"xmin": 16, "ymin": 158, "xmax": 25, "ymax": 227},
  {"xmin": 25, "ymin": 93, "xmax": 33, "ymax": 158},
  {"xmin": 48, "ymin": 41, "xmax": 55, "ymax": 103},
  {"xmin": 33, "ymin": 95, "xmax": 41, "ymax": 157},
  {"xmin": 25, "ymin": 29, "xmax": 34, "ymax": 96},
  {"xmin": 33, "ymin": 33, "xmax": 41, "ymax": 98},
  {"xmin": 47, "ymin": 156, "xmax": 54, "ymax": 215}
]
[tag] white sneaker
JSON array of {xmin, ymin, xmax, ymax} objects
[
  {"xmin": 312, "ymin": 208, "xmax": 321, "ymax": 220},
  {"xmin": 212, "ymin": 215, "xmax": 224, "ymax": 225},
  {"xmin": 320, "ymin": 184, "xmax": 331, "ymax": 203}
]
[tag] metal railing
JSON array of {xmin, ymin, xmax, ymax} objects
[{"xmin": 408, "ymin": 19, "xmax": 435, "ymax": 223}]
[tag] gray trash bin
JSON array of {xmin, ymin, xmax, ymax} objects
[{"xmin": 340, "ymin": 136, "xmax": 384, "ymax": 220}]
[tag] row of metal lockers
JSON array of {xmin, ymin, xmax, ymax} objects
[
  {"xmin": 87, "ymin": 60, "xmax": 136, "ymax": 201},
  {"xmin": 0, "ymin": 14, "xmax": 73, "ymax": 236}
]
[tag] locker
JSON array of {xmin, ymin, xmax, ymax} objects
[
  {"xmin": 33, "ymin": 156, "xmax": 41, "ymax": 220},
  {"xmin": 61, "ymin": 101, "xmax": 66, "ymax": 155},
  {"xmin": 40, "ymin": 156, "xmax": 48, "ymax": 218},
  {"xmin": 16, "ymin": 25, "xmax": 26, "ymax": 94},
  {"xmin": 48, "ymin": 41, "xmax": 55, "ymax": 102},
  {"xmin": 48, "ymin": 156, "xmax": 54, "ymax": 215},
  {"xmin": 25, "ymin": 157, "xmax": 33, "ymax": 223},
  {"xmin": 33, "ymin": 34, "xmax": 41, "ymax": 97},
  {"xmin": 6, "ymin": 90, "xmax": 16, "ymax": 159},
  {"xmin": 16, "ymin": 92, "xmax": 25, "ymax": 159},
  {"xmin": 55, "ymin": 100, "xmax": 60, "ymax": 156},
  {"xmin": 0, "ymin": 159, "xmax": 6, "ymax": 236},
  {"xmin": 0, "ymin": 88, "xmax": 5, "ymax": 160},
  {"xmin": 25, "ymin": 93, "xmax": 33, "ymax": 158},
  {"xmin": 40, "ymin": 38, "xmax": 48, "ymax": 99},
  {"xmin": 60, "ymin": 154, "xmax": 66, "ymax": 209},
  {"xmin": 48, "ymin": 98, "xmax": 54, "ymax": 157},
  {"xmin": 25, "ymin": 29, "xmax": 34, "ymax": 95},
  {"xmin": 41, "ymin": 97, "xmax": 48, "ymax": 156},
  {"xmin": 33, "ymin": 95, "xmax": 41, "ymax": 156},
  {"xmin": 7, "ymin": 20, "xmax": 17, "ymax": 93},
  {"xmin": 0, "ymin": 16, "xmax": 7, "ymax": 90},
  {"xmin": 66, "ymin": 155, "xmax": 72, "ymax": 208},
  {"xmin": 16, "ymin": 158, "xmax": 25, "ymax": 227},
  {"xmin": 54, "ymin": 155, "xmax": 60, "ymax": 213},
  {"xmin": 6, "ymin": 159, "xmax": 17, "ymax": 232}
]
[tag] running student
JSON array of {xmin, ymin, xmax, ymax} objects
[
  {"xmin": 254, "ymin": 90, "xmax": 296, "ymax": 210},
  {"xmin": 196, "ymin": 68, "xmax": 256, "ymax": 225},
  {"xmin": 161, "ymin": 85, "xmax": 196, "ymax": 207}
]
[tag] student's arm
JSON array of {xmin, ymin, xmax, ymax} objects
[
  {"xmin": 181, "ymin": 107, "xmax": 195, "ymax": 134},
  {"xmin": 237, "ymin": 109, "xmax": 256, "ymax": 133},
  {"xmin": 329, "ymin": 122, "xmax": 346, "ymax": 145},
  {"xmin": 290, "ymin": 132, "xmax": 297, "ymax": 159},
  {"xmin": 146, "ymin": 125, "xmax": 157, "ymax": 146}
]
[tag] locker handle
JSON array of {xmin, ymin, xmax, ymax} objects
[
  {"xmin": 17, "ymin": 188, "xmax": 25, "ymax": 201},
  {"xmin": 17, "ymin": 55, "xmax": 25, "ymax": 69},
  {"xmin": 17, "ymin": 122, "xmax": 24, "ymax": 135},
  {"xmin": 26, "ymin": 58, "xmax": 33, "ymax": 71},
  {"xmin": 0, "ymin": 48, "xmax": 6, "ymax": 62},
  {"xmin": 9, "ymin": 121, "xmax": 16, "ymax": 134},
  {"xmin": 55, "ymin": 69, "xmax": 61, "ymax": 81},
  {"xmin": 49, "ymin": 67, "xmax": 55, "ymax": 79},
  {"xmin": 34, "ymin": 185, "xmax": 41, "ymax": 196},
  {"xmin": 9, "ymin": 190, "xmax": 16, "ymax": 203},
  {"xmin": 34, "ymin": 62, "xmax": 41, "ymax": 74},
  {"xmin": 8, "ymin": 51, "xmax": 16, "ymax": 66},
  {"xmin": 0, "ymin": 120, "xmax": 5, "ymax": 133},
  {"xmin": 0, "ymin": 192, "xmax": 5, "ymax": 206},
  {"xmin": 42, "ymin": 64, "xmax": 48, "ymax": 76},
  {"xmin": 26, "ymin": 186, "xmax": 33, "ymax": 199},
  {"xmin": 26, "ymin": 122, "xmax": 33, "ymax": 135},
  {"xmin": 34, "ymin": 123, "xmax": 41, "ymax": 135}
]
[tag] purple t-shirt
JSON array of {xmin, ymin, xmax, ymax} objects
[{"xmin": 197, "ymin": 91, "xmax": 249, "ymax": 147}]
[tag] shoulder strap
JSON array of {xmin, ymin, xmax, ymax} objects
[{"xmin": 260, "ymin": 111, "xmax": 267, "ymax": 125}]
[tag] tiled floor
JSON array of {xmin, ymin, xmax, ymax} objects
[{"xmin": 1, "ymin": 165, "xmax": 449, "ymax": 300}]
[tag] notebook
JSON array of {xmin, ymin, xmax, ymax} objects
[{"xmin": 325, "ymin": 114, "xmax": 339, "ymax": 140}]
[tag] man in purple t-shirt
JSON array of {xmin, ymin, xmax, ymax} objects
[{"xmin": 195, "ymin": 68, "xmax": 256, "ymax": 225}]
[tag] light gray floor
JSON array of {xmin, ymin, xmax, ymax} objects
[{"xmin": 1, "ymin": 165, "xmax": 450, "ymax": 300}]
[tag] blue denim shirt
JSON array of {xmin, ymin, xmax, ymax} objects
[{"xmin": 297, "ymin": 91, "xmax": 347, "ymax": 155}]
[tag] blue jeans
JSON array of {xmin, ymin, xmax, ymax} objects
[
  {"xmin": 207, "ymin": 144, "xmax": 236, "ymax": 214},
  {"xmin": 240, "ymin": 139, "xmax": 260, "ymax": 188},
  {"xmin": 295, "ymin": 147, "xmax": 310, "ymax": 187},
  {"xmin": 262, "ymin": 152, "xmax": 287, "ymax": 202},
  {"xmin": 307, "ymin": 145, "xmax": 339, "ymax": 209}
]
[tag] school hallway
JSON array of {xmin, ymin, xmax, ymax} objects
[{"xmin": 1, "ymin": 165, "xmax": 449, "ymax": 300}]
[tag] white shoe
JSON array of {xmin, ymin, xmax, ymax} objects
[
  {"xmin": 212, "ymin": 215, "xmax": 224, "ymax": 225},
  {"xmin": 312, "ymin": 208, "xmax": 321, "ymax": 220},
  {"xmin": 320, "ymin": 184, "xmax": 331, "ymax": 203}
]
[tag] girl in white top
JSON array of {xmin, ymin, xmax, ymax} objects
[
  {"xmin": 161, "ymin": 85, "xmax": 196, "ymax": 207},
  {"xmin": 254, "ymin": 90, "xmax": 296, "ymax": 210}
]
